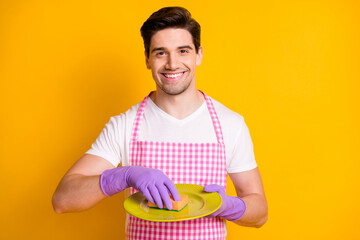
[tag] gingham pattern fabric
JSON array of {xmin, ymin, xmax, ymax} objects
[{"xmin": 126, "ymin": 92, "xmax": 227, "ymax": 240}]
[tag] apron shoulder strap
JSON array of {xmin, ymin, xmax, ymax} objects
[
  {"xmin": 200, "ymin": 91, "xmax": 225, "ymax": 145},
  {"xmin": 130, "ymin": 94, "xmax": 149, "ymax": 142}
]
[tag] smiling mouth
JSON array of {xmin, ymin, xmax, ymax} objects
[{"xmin": 161, "ymin": 72, "xmax": 185, "ymax": 79}]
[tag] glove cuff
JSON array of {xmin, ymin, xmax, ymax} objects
[
  {"xmin": 220, "ymin": 196, "xmax": 246, "ymax": 221},
  {"xmin": 229, "ymin": 197, "xmax": 246, "ymax": 221},
  {"xmin": 100, "ymin": 166, "xmax": 131, "ymax": 197}
]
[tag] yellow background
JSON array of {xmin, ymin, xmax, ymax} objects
[{"xmin": 1, "ymin": 0, "xmax": 359, "ymax": 239}]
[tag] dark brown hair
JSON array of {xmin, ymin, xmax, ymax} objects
[{"xmin": 140, "ymin": 7, "xmax": 201, "ymax": 57}]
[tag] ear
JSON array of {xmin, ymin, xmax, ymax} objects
[
  {"xmin": 196, "ymin": 46, "xmax": 203, "ymax": 66},
  {"xmin": 145, "ymin": 51, "xmax": 151, "ymax": 69}
]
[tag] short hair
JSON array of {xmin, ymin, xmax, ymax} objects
[{"xmin": 140, "ymin": 7, "xmax": 201, "ymax": 57}]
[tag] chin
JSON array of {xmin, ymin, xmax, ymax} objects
[{"xmin": 159, "ymin": 83, "xmax": 192, "ymax": 96}]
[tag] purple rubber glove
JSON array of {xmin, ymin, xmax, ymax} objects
[
  {"xmin": 100, "ymin": 166, "xmax": 180, "ymax": 210},
  {"xmin": 204, "ymin": 184, "xmax": 246, "ymax": 221}
]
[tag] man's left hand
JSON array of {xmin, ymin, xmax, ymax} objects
[{"xmin": 204, "ymin": 184, "xmax": 246, "ymax": 221}]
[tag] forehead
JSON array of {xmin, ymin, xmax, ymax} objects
[{"xmin": 150, "ymin": 28, "xmax": 194, "ymax": 50}]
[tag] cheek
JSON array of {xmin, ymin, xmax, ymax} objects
[
  {"xmin": 150, "ymin": 63, "xmax": 161, "ymax": 80},
  {"xmin": 182, "ymin": 58, "xmax": 197, "ymax": 68},
  {"xmin": 150, "ymin": 59, "xmax": 165, "ymax": 71}
]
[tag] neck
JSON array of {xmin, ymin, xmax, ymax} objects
[{"xmin": 150, "ymin": 89, "xmax": 205, "ymax": 120}]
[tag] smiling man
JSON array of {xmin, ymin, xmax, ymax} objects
[
  {"xmin": 53, "ymin": 7, "xmax": 268, "ymax": 240},
  {"xmin": 145, "ymin": 27, "xmax": 204, "ymax": 119}
]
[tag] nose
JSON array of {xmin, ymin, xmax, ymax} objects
[{"xmin": 165, "ymin": 53, "xmax": 179, "ymax": 70}]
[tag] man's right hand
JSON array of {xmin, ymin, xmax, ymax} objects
[{"xmin": 100, "ymin": 166, "xmax": 180, "ymax": 210}]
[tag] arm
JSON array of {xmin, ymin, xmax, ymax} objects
[
  {"xmin": 52, "ymin": 154, "xmax": 180, "ymax": 213},
  {"xmin": 229, "ymin": 167, "xmax": 268, "ymax": 228},
  {"xmin": 52, "ymin": 154, "xmax": 115, "ymax": 213}
]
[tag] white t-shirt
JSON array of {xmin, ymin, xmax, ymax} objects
[{"xmin": 86, "ymin": 95, "xmax": 257, "ymax": 173}]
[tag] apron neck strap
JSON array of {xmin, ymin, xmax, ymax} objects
[{"xmin": 131, "ymin": 91, "xmax": 225, "ymax": 144}]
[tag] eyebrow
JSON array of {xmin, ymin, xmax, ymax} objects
[{"xmin": 151, "ymin": 45, "xmax": 194, "ymax": 53}]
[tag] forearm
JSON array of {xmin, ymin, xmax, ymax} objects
[
  {"xmin": 52, "ymin": 174, "xmax": 107, "ymax": 213},
  {"xmin": 233, "ymin": 193, "xmax": 268, "ymax": 228}
]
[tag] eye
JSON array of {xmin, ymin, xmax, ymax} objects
[
  {"xmin": 180, "ymin": 49, "xmax": 189, "ymax": 54},
  {"xmin": 156, "ymin": 51, "xmax": 166, "ymax": 56}
]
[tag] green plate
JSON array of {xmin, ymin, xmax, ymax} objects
[{"xmin": 123, "ymin": 184, "xmax": 222, "ymax": 222}]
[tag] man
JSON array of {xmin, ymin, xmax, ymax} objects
[{"xmin": 53, "ymin": 6, "xmax": 268, "ymax": 240}]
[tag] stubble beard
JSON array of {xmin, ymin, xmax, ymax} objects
[{"xmin": 157, "ymin": 80, "xmax": 193, "ymax": 96}]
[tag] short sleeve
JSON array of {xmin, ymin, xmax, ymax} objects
[
  {"xmin": 226, "ymin": 117, "xmax": 257, "ymax": 173},
  {"xmin": 85, "ymin": 116, "xmax": 122, "ymax": 167}
]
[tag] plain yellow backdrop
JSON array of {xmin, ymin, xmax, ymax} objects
[{"xmin": 1, "ymin": 0, "xmax": 359, "ymax": 239}]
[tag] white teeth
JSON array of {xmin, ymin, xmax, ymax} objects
[{"xmin": 163, "ymin": 73, "xmax": 183, "ymax": 78}]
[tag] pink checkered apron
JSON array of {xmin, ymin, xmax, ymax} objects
[{"xmin": 126, "ymin": 92, "xmax": 227, "ymax": 240}]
